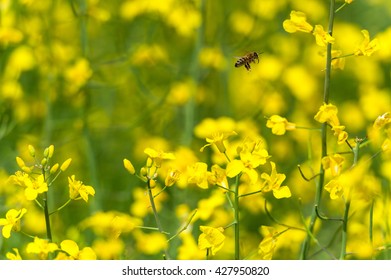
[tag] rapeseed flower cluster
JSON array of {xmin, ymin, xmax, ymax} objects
[{"xmin": 0, "ymin": 145, "xmax": 95, "ymax": 259}]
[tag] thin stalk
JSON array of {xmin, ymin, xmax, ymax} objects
[
  {"xmin": 43, "ymin": 192, "xmax": 52, "ymax": 242},
  {"xmin": 369, "ymin": 200, "xmax": 374, "ymax": 247},
  {"xmin": 300, "ymin": 0, "xmax": 335, "ymax": 259},
  {"xmin": 41, "ymin": 168, "xmax": 52, "ymax": 242},
  {"xmin": 167, "ymin": 209, "xmax": 197, "ymax": 242},
  {"xmin": 339, "ymin": 199, "xmax": 350, "ymax": 259},
  {"xmin": 233, "ymin": 175, "xmax": 240, "ymax": 260},
  {"xmin": 146, "ymin": 178, "xmax": 171, "ymax": 259},
  {"xmin": 49, "ymin": 199, "xmax": 72, "ymax": 215},
  {"xmin": 340, "ymin": 140, "xmax": 360, "ymax": 259}
]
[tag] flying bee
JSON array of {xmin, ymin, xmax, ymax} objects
[{"xmin": 234, "ymin": 51, "xmax": 263, "ymax": 71}]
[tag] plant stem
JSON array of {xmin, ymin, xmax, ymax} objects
[
  {"xmin": 340, "ymin": 199, "xmax": 350, "ymax": 259},
  {"xmin": 233, "ymin": 175, "xmax": 240, "ymax": 260},
  {"xmin": 146, "ymin": 178, "xmax": 171, "ymax": 259},
  {"xmin": 50, "ymin": 199, "xmax": 72, "ymax": 215},
  {"xmin": 43, "ymin": 192, "xmax": 52, "ymax": 242},
  {"xmin": 340, "ymin": 139, "xmax": 360, "ymax": 259},
  {"xmin": 300, "ymin": 0, "xmax": 335, "ymax": 259}
]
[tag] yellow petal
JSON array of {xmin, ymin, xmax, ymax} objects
[{"xmin": 226, "ymin": 160, "xmax": 244, "ymax": 178}]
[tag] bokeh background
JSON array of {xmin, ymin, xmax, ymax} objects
[{"xmin": 1, "ymin": 0, "xmax": 391, "ymax": 259}]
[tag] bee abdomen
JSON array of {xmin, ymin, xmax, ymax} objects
[{"xmin": 235, "ymin": 59, "xmax": 245, "ymax": 68}]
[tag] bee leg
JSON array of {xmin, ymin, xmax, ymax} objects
[{"xmin": 245, "ymin": 63, "xmax": 251, "ymax": 71}]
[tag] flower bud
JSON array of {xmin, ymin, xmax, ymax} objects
[
  {"xmin": 16, "ymin": 157, "xmax": 25, "ymax": 169},
  {"xmin": 60, "ymin": 158, "xmax": 72, "ymax": 172},
  {"xmin": 50, "ymin": 163, "xmax": 59, "ymax": 174},
  {"xmin": 140, "ymin": 167, "xmax": 148, "ymax": 177},
  {"xmin": 48, "ymin": 145, "xmax": 54, "ymax": 158},
  {"xmin": 28, "ymin": 145, "xmax": 36, "ymax": 157},
  {"xmin": 123, "ymin": 159, "xmax": 135, "ymax": 175},
  {"xmin": 149, "ymin": 179, "xmax": 156, "ymax": 189}
]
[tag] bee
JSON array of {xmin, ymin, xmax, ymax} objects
[{"xmin": 234, "ymin": 51, "xmax": 262, "ymax": 71}]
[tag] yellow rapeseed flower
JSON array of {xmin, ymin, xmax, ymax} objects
[
  {"xmin": 68, "ymin": 175, "xmax": 95, "ymax": 202},
  {"xmin": 322, "ymin": 154, "xmax": 345, "ymax": 177},
  {"xmin": 187, "ymin": 162, "xmax": 209, "ymax": 189},
  {"xmin": 331, "ymin": 125, "xmax": 349, "ymax": 145},
  {"xmin": 283, "ymin": 11, "xmax": 313, "ymax": 33},
  {"xmin": 198, "ymin": 226, "xmax": 225, "ymax": 256},
  {"xmin": 260, "ymin": 162, "xmax": 291, "ymax": 199},
  {"xmin": 354, "ymin": 30, "xmax": 380, "ymax": 57},
  {"xmin": 258, "ymin": 226, "xmax": 277, "ymax": 260},
  {"xmin": 6, "ymin": 248, "xmax": 22, "ymax": 260},
  {"xmin": 0, "ymin": 208, "xmax": 27, "ymax": 238},
  {"xmin": 57, "ymin": 240, "xmax": 97, "ymax": 260},
  {"xmin": 200, "ymin": 131, "xmax": 237, "ymax": 153},
  {"xmin": 226, "ymin": 139, "xmax": 269, "ymax": 184},
  {"xmin": 324, "ymin": 178, "xmax": 344, "ymax": 200},
  {"xmin": 24, "ymin": 174, "xmax": 48, "ymax": 200},
  {"xmin": 144, "ymin": 147, "xmax": 175, "ymax": 168},
  {"xmin": 313, "ymin": 25, "xmax": 335, "ymax": 47},
  {"xmin": 164, "ymin": 168, "xmax": 181, "ymax": 187},
  {"xmin": 314, "ymin": 103, "xmax": 340, "ymax": 126},
  {"xmin": 207, "ymin": 164, "xmax": 229, "ymax": 190},
  {"xmin": 266, "ymin": 115, "xmax": 296, "ymax": 135},
  {"xmin": 10, "ymin": 171, "xmax": 47, "ymax": 200},
  {"xmin": 373, "ymin": 112, "xmax": 391, "ymax": 130},
  {"xmin": 26, "ymin": 237, "xmax": 58, "ymax": 260}
]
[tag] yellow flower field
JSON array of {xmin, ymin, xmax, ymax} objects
[{"xmin": 1, "ymin": 0, "xmax": 391, "ymax": 260}]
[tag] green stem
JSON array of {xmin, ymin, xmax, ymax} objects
[
  {"xmin": 135, "ymin": 226, "xmax": 170, "ymax": 234},
  {"xmin": 43, "ymin": 192, "xmax": 52, "ymax": 242},
  {"xmin": 153, "ymin": 185, "xmax": 167, "ymax": 198},
  {"xmin": 335, "ymin": 2, "xmax": 347, "ymax": 13},
  {"xmin": 146, "ymin": 178, "xmax": 171, "ymax": 259},
  {"xmin": 233, "ymin": 175, "xmax": 240, "ymax": 260},
  {"xmin": 369, "ymin": 200, "xmax": 374, "ymax": 247},
  {"xmin": 340, "ymin": 199, "xmax": 350, "ymax": 259},
  {"xmin": 167, "ymin": 209, "xmax": 197, "ymax": 242},
  {"xmin": 49, "ymin": 199, "xmax": 72, "ymax": 215},
  {"xmin": 331, "ymin": 53, "xmax": 355, "ymax": 60},
  {"xmin": 340, "ymin": 140, "xmax": 360, "ymax": 259},
  {"xmin": 300, "ymin": 0, "xmax": 335, "ymax": 260}
]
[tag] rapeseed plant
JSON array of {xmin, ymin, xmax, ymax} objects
[{"xmin": 0, "ymin": 145, "xmax": 95, "ymax": 259}]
